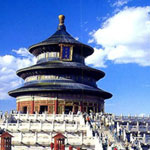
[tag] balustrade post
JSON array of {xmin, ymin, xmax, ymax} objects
[
  {"xmin": 65, "ymin": 132, "xmax": 68, "ymax": 144},
  {"xmin": 35, "ymin": 112, "xmax": 38, "ymax": 121},
  {"xmin": 80, "ymin": 132, "xmax": 83, "ymax": 145},
  {"xmin": 117, "ymin": 122, "xmax": 120, "ymax": 135},
  {"xmin": 34, "ymin": 132, "xmax": 38, "ymax": 144},
  {"xmin": 26, "ymin": 111, "xmax": 29, "ymax": 120},
  {"xmin": 40, "ymin": 121, "xmax": 42, "ymax": 131},
  {"xmin": 143, "ymin": 133, "xmax": 146, "ymax": 143},
  {"xmin": 123, "ymin": 129, "xmax": 126, "ymax": 141},
  {"xmin": 146, "ymin": 123, "xmax": 148, "ymax": 132},
  {"xmin": 130, "ymin": 133, "xmax": 133, "ymax": 142},
  {"xmin": 50, "ymin": 132, "xmax": 52, "ymax": 143},
  {"xmin": 79, "ymin": 114, "xmax": 85, "ymax": 125},
  {"xmin": 5, "ymin": 119, "xmax": 8, "ymax": 130},
  {"xmin": 120, "ymin": 113, "xmax": 123, "ymax": 120},
  {"xmin": 75, "ymin": 121, "xmax": 78, "ymax": 131},
  {"xmin": 71, "ymin": 112, "xmax": 74, "ymax": 121},
  {"xmin": 62, "ymin": 112, "xmax": 65, "ymax": 121},
  {"xmin": 63, "ymin": 121, "xmax": 66, "ymax": 131},
  {"xmin": 18, "ymin": 111, "xmax": 20, "ymax": 120},
  {"xmin": 20, "ymin": 132, "xmax": 23, "ymax": 143},
  {"xmin": 28, "ymin": 120, "xmax": 31, "ymax": 131},
  {"xmin": 52, "ymin": 121, "xmax": 54, "ymax": 131},
  {"xmin": 17, "ymin": 119, "xmax": 19, "ymax": 129},
  {"xmin": 127, "ymin": 122, "xmax": 129, "ymax": 131},
  {"xmin": 137, "ymin": 121, "xmax": 139, "ymax": 131},
  {"xmin": 52, "ymin": 113, "xmax": 55, "ymax": 121}
]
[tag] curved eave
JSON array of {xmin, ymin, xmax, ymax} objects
[
  {"xmin": 16, "ymin": 62, "xmax": 105, "ymax": 80},
  {"xmin": 8, "ymin": 82, "xmax": 112, "ymax": 99}
]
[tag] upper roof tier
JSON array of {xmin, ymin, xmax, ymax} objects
[{"xmin": 29, "ymin": 15, "xmax": 94, "ymax": 57}]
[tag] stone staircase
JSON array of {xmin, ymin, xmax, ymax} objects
[{"xmin": 101, "ymin": 126, "xmax": 125, "ymax": 149}]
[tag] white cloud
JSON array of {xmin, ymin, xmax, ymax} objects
[
  {"xmin": 75, "ymin": 37, "xmax": 79, "ymax": 41},
  {"xmin": 85, "ymin": 48, "xmax": 107, "ymax": 68},
  {"xmin": 112, "ymin": 0, "xmax": 130, "ymax": 7},
  {"xmin": 86, "ymin": 6, "xmax": 150, "ymax": 67},
  {"xmin": 12, "ymin": 48, "xmax": 32, "ymax": 57},
  {"xmin": 0, "ymin": 48, "xmax": 36, "ymax": 100}
]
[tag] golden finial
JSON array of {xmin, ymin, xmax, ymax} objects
[{"xmin": 59, "ymin": 15, "xmax": 65, "ymax": 25}]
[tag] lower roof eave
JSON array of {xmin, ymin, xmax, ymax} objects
[{"xmin": 8, "ymin": 88, "xmax": 112, "ymax": 100}]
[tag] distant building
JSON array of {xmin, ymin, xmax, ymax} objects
[{"xmin": 0, "ymin": 129, "xmax": 13, "ymax": 150}]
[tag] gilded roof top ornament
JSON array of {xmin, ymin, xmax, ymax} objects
[{"xmin": 59, "ymin": 15, "xmax": 65, "ymax": 25}]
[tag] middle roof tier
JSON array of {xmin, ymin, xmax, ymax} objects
[{"xmin": 17, "ymin": 61, "xmax": 105, "ymax": 81}]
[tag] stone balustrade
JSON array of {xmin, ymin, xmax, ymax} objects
[
  {"xmin": 10, "ymin": 113, "xmax": 82, "ymax": 123},
  {"xmin": 0, "ymin": 113, "xmax": 95, "ymax": 150}
]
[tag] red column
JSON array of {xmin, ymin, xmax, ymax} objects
[
  {"xmin": 54, "ymin": 100, "xmax": 58, "ymax": 114},
  {"xmin": 17, "ymin": 102, "xmax": 20, "ymax": 112},
  {"xmin": 1, "ymin": 138, "xmax": 4, "ymax": 150},
  {"xmin": 31, "ymin": 100, "xmax": 34, "ymax": 114}
]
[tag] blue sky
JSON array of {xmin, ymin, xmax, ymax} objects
[{"xmin": 0, "ymin": 0, "xmax": 150, "ymax": 115}]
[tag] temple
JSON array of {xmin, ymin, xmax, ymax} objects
[
  {"xmin": 8, "ymin": 15, "xmax": 112, "ymax": 114},
  {"xmin": 1, "ymin": 15, "xmax": 150, "ymax": 150}
]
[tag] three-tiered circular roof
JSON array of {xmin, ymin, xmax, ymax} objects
[{"xmin": 8, "ymin": 15, "xmax": 112, "ymax": 99}]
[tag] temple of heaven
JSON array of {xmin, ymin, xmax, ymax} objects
[{"xmin": 8, "ymin": 15, "xmax": 112, "ymax": 114}]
